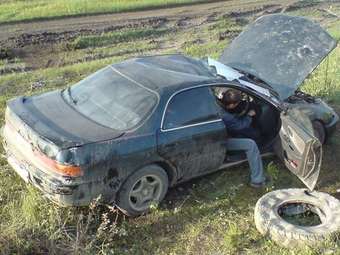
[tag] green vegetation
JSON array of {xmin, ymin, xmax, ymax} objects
[
  {"xmin": 183, "ymin": 41, "xmax": 225, "ymax": 58},
  {"xmin": 328, "ymin": 21, "xmax": 340, "ymax": 41},
  {"xmin": 0, "ymin": 4, "xmax": 340, "ymax": 254},
  {"xmin": 182, "ymin": 17, "xmax": 243, "ymax": 58},
  {"xmin": 69, "ymin": 28, "xmax": 170, "ymax": 50},
  {"xmin": 302, "ymin": 46, "xmax": 340, "ymax": 100},
  {"xmin": 0, "ymin": 58, "xmax": 26, "ymax": 76},
  {"xmin": 0, "ymin": 0, "xmax": 214, "ymax": 24}
]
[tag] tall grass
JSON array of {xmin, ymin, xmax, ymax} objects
[
  {"xmin": 302, "ymin": 45, "xmax": 340, "ymax": 101},
  {"xmin": 0, "ymin": 0, "xmax": 214, "ymax": 24}
]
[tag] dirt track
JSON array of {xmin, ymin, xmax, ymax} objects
[
  {"xmin": 0, "ymin": 0, "xmax": 321, "ymax": 48},
  {"xmin": 0, "ymin": 0, "xmax": 337, "ymax": 71}
]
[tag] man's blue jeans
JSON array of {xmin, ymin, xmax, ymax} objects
[{"xmin": 225, "ymin": 138, "xmax": 265, "ymax": 184}]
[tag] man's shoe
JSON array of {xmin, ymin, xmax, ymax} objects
[{"xmin": 250, "ymin": 177, "xmax": 269, "ymax": 188}]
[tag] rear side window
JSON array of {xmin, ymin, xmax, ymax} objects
[{"xmin": 163, "ymin": 87, "xmax": 219, "ymax": 130}]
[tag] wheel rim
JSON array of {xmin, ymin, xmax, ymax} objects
[{"xmin": 128, "ymin": 174, "xmax": 163, "ymax": 211}]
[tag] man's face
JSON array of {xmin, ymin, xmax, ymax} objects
[{"xmin": 226, "ymin": 101, "xmax": 239, "ymax": 110}]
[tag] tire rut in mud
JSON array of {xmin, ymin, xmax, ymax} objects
[
  {"xmin": 0, "ymin": 0, "xmax": 335, "ymax": 73},
  {"xmin": 1, "ymin": 17, "xmax": 168, "ymax": 49}
]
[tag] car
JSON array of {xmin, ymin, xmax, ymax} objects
[{"xmin": 1, "ymin": 14, "xmax": 338, "ymax": 216}]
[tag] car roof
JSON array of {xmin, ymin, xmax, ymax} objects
[{"xmin": 110, "ymin": 54, "xmax": 223, "ymax": 93}]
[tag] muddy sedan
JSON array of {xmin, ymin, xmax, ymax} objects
[{"xmin": 1, "ymin": 14, "xmax": 338, "ymax": 216}]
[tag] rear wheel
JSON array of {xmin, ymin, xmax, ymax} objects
[
  {"xmin": 313, "ymin": 120, "xmax": 326, "ymax": 144},
  {"xmin": 116, "ymin": 165, "xmax": 168, "ymax": 216}
]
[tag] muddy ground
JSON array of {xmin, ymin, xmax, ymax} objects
[{"xmin": 0, "ymin": 0, "xmax": 337, "ymax": 72}]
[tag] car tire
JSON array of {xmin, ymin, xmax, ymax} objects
[
  {"xmin": 116, "ymin": 164, "xmax": 169, "ymax": 217},
  {"xmin": 313, "ymin": 120, "xmax": 326, "ymax": 144},
  {"xmin": 254, "ymin": 189, "xmax": 340, "ymax": 248}
]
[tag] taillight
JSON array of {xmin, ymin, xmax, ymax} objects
[{"xmin": 34, "ymin": 150, "xmax": 83, "ymax": 177}]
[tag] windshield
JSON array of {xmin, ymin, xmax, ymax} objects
[{"xmin": 63, "ymin": 66, "xmax": 158, "ymax": 131}]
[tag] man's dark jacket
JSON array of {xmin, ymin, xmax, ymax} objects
[{"xmin": 221, "ymin": 112, "xmax": 260, "ymax": 141}]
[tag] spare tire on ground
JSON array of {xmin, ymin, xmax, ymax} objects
[{"xmin": 254, "ymin": 188, "xmax": 340, "ymax": 248}]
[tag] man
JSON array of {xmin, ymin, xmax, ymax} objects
[{"xmin": 221, "ymin": 89, "xmax": 266, "ymax": 188}]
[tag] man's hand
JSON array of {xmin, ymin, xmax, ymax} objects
[{"xmin": 248, "ymin": 110, "xmax": 256, "ymax": 117}]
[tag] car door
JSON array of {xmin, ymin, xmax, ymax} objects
[
  {"xmin": 157, "ymin": 86, "xmax": 227, "ymax": 181},
  {"xmin": 275, "ymin": 108, "xmax": 322, "ymax": 190}
]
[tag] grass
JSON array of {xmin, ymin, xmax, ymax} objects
[
  {"xmin": 60, "ymin": 40, "xmax": 161, "ymax": 67},
  {"xmin": 0, "ymin": 5, "xmax": 340, "ymax": 254},
  {"xmin": 0, "ymin": 61, "xmax": 27, "ymax": 76},
  {"xmin": 183, "ymin": 40, "xmax": 226, "ymax": 58},
  {"xmin": 69, "ymin": 27, "xmax": 171, "ymax": 50},
  {"xmin": 182, "ymin": 17, "xmax": 243, "ymax": 58},
  {"xmin": 302, "ymin": 46, "xmax": 340, "ymax": 101},
  {"xmin": 328, "ymin": 20, "xmax": 340, "ymax": 42},
  {"xmin": 0, "ymin": 0, "xmax": 216, "ymax": 24}
]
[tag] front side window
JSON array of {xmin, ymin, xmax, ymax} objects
[
  {"xmin": 63, "ymin": 66, "xmax": 158, "ymax": 131},
  {"xmin": 163, "ymin": 87, "xmax": 219, "ymax": 130}
]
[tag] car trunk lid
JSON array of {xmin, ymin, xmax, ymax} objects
[
  {"xmin": 6, "ymin": 90, "xmax": 124, "ymax": 153},
  {"xmin": 219, "ymin": 14, "xmax": 336, "ymax": 100}
]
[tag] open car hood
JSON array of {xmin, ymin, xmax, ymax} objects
[{"xmin": 219, "ymin": 14, "xmax": 337, "ymax": 100}]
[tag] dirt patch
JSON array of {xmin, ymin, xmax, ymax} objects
[
  {"xmin": 284, "ymin": 0, "xmax": 319, "ymax": 12},
  {"xmin": 218, "ymin": 30, "xmax": 242, "ymax": 41},
  {"xmin": 0, "ymin": 66, "xmax": 31, "ymax": 76},
  {"xmin": 176, "ymin": 17, "xmax": 191, "ymax": 27},
  {"xmin": 3, "ymin": 17, "xmax": 168, "ymax": 49},
  {"xmin": 0, "ymin": 48, "xmax": 15, "ymax": 60},
  {"xmin": 224, "ymin": 4, "xmax": 282, "ymax": 19},
  {"xmin": 0, "ymin": 0, "xmax": 337, "ymax": 73},
  {"xmin": 205, "ymin": 12, "xmax": 220, "ymax": 23}
]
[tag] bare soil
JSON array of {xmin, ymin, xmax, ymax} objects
[{"xmin": 0, "ymin": 0, "xmax": 336, "ymax": 71}]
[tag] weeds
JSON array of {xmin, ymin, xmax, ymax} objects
[
  {"xmin": 183, "ymin": 41, "xmax": 226, "ymax": 59},
  {"xmin": 266, "ymin": 162, "xmax": 279, "ymax": 182},
  {"xmin": 0, "ymin": 193, "xmax": 128, "ymax": 254},
  {"xmin": 69, "ymin": 28, "xmax": 170, "ymax": 50},
  {"xmin": 302, "ymin": 45, "xmax": 340, "ymax": 101}
]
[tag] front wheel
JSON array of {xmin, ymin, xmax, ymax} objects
[{"xmin": 116, "ymin": 165, "xmax": 169, "ymax": 216}]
